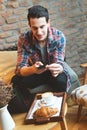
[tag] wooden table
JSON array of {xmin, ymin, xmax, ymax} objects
[
  {"xmin": 0, "ymin": 92, "xmax": 68, "ymax": 130},
  {"xmin": 9, "ymin": 103, "xmax": 67, "ymax": 130}
]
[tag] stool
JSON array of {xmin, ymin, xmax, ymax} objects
[
  {"xmin": 71, "ymin": 63, "xmax": 87, "ymax": 121},
  {"xmin": 71, "ymin": 84, "xmax": 87, "ymax": 121}
]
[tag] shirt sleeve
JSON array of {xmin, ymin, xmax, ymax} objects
[
  {"xmin": 15, "ymin": 33, "xmax": 29, "ymax": 75},
  {"xmin": 57, "ymin": 31, "xmax": 66, "ymax": 61}
]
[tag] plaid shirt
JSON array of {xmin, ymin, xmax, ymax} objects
[{"xmin": 16, "ymin": 27, "xmax": 71, "ymax": 92}]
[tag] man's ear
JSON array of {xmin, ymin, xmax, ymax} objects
[
  {"xmin": 48, "ymin": 19, "xmax": 50, "ymax": 27},
  {"xmin": 28, "ymin": 22, "xmax": 31, "ymax": 27}
]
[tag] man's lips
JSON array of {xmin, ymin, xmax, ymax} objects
[{"xmin": 37, "ymin": 35, "xmax": 43, "ymax": 39}]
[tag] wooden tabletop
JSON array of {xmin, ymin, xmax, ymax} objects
[
  {"xmin": 0, "ymin": 93, "xmax": 68, "ymax": 130},
  {"xmin": 12, "ymin": 112, "xmax": 58, "ymax": 130}
]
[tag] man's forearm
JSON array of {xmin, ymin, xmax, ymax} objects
[{"xmin": 20, "ymin": 66, "xmax": 37, "ymax": 76}]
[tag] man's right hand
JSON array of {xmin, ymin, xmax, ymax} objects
[
  {"xmin": 34, "ymin": 61, "xmax": 47, "ymax": 74},
  {"xmin": 20, "ymin": 61, "xmax": 46, "ymax": 76}
]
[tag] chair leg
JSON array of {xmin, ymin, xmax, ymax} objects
[{"xmin": 77, "ymin": 104, "xmax": 83, "ymax": 122}]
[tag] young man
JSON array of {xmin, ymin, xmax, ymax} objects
[{"xmin": 9, "ymin": 5, "xmax": 71, "ymax": 113}]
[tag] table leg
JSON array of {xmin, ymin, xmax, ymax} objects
[
  {"xmin": 60, "ymin": 102, "xmax": 68, "ymax": 130},
  {"xmin": 60, "ymin": 117, "xmax": 68, "ymax": 130}
]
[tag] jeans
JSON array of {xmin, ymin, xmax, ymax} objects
[
  {"xmin": 12, "ymin": 71, "xmax": 67, "ymax": 92},
  {"xmin": 8, "ymin": 71, "xmax": 67, "ymax": 113}
]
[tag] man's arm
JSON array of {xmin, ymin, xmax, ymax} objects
[
  {"xmin": 19, "ymin": 65, "xmax": 37, "ymax": 76},
  {"xmin": 57, "ymin": 32, "xmax": 66, "ymax": 61}
]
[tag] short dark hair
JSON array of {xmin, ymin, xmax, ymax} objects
[{"xmin": 27, "ymin": 5, "xmax": 49, "ymax": 24}]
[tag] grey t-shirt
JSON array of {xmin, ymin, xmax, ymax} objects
[{"xmin": 40, "ymin": 44, "xmax": 48, "ymax": 65}]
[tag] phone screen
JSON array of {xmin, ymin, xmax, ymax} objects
[{"xmin": 38, "ymin": 65, "xmax": 45, "ymax": 69}]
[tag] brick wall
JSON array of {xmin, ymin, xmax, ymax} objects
[{"xmin": 0, "ymin": 0, "xmax": 87, "ymax": 76}]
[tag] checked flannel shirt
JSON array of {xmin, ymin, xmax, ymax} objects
[{"xmin": 15, "ymin": 27, "xmax": 71, "ymax": 92}]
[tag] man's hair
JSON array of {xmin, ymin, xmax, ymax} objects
[{"xmin": 27, "ymin": 5, "xmax": 49, "ymax": 24}]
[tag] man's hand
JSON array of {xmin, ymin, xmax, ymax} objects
[
  {"xmin": 20, "ymin": 61, "xmax": 46, "ymax": 76},
  {"xmin": 34, "ymin": 61, "xmax": 47, "ymax": 74},
  {"xmin": 46, "ymin": 63, "xmax": 63, "ymax": 77}
]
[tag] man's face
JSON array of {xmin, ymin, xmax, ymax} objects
[{"xmin": 29, "ymin": 17, "xmax": 50, "ymax": 42}]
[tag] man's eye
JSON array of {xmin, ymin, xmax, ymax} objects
[
  {"xmin": 33, "ymin": 28, "xmax": 37, "ymax": 30},
  {"xmin": 40, "ymin": 26, "xmax": 44, "ymax": 29}
]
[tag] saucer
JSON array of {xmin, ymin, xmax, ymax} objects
[{"xmin": 38, "ymin": 96, "xmax": 58, "ymax": 107}]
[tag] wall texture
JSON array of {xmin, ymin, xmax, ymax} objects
[{"xmin": 0, "ymin": 0, "xmax": 87, "ymax": 76}]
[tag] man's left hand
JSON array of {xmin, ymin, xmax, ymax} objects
[{"xmin": 46, "ymin": 63, "xmax": 63, "ymax": 77}]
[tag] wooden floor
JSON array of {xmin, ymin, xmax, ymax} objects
[
  {"xmin": 8, "ymin": 105, "xmax": 87, "ymax": 130},
  {"xmin": 1, "ymin": 102, "xmax": 87, "ymax": 130},
  {"xmin": 51, "ymin": 105, "xmax": 87, "ymax": 130}
]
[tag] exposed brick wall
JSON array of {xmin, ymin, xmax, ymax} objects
[{"xmin": 0, "ymin": 0, "xmax": 87, "ymax": 76}]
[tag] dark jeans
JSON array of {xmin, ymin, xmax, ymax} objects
[
  {"xmin": 12, "ymin": 71, "xmax": 67, "ymax": 91},
  {"xmin": 8, "ymin": 71, "xmax": 67, "ymax": 113}
]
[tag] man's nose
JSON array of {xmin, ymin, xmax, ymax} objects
[{"xmin": 37, "ymin": 28, "xmax": 42, "ymax": 34}]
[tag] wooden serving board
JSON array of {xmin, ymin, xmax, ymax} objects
[{"xmin": 24, "ymin": 92, "xmax": 66, "ymax": 124}]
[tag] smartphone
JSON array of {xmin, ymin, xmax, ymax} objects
[{"xmin": 38, "ymin": 65, "xmax": 45, "ymax": 69}]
